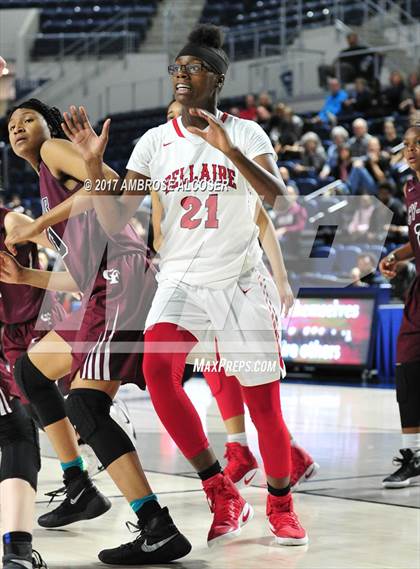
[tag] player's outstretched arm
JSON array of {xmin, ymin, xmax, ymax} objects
[
  {"xmin": 62, "ymin": 105, "xmax": 147, "ymax": 235},
  {"xmin": 0, "ymin": 251, "xmax": 79, "ymax": 292}
]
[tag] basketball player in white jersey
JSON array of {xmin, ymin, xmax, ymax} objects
[
  {"xmin": 61, "ymin": 24, "xmax": 308, "ymax": 547},
  {"xmin": 152, "ymin": 100, "xmax": 319, "ymax": 492}
]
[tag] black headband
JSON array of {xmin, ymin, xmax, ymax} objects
[{"xmin": 176, "ymin": 44, "xmax": 229, "ymax": 75}]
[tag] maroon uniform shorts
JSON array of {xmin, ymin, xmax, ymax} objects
[
  {"xmin": 55, "ymin": 253, "xmax": 157, "ymax": 388},
  {"xmin": 1, "ymin": 302, "xmax": 67, "ymax": 403}
]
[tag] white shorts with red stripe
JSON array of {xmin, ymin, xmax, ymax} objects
[{"xmin": 145, "ymin": 261, "xmax": 286, "ymax": 386}]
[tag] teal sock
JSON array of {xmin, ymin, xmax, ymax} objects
[
  {"xmin": 61, "ymin": 456, "xmax": 84, "ymax": 473},
  {"xmin": 130, "ymin": 493, "xmax": 158, "ymax": 513},
  {"xmin": 130, "ymin": 494, "xmax": 161, "ymax": 525}
]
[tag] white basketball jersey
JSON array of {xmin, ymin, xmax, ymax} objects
[{"xmin": 127, "ymin": 111, "xmax": 276, "ymax": 288}]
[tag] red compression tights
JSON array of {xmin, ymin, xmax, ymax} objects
[{"xmin": 143, "ymin": 323, "xmax": 291, "ymax": 477}]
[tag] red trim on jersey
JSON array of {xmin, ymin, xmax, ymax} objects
[
  {"xmin": 172, "ymin": 118, "xmax": 185, "ymax": 138},
  {"xmin": 221, "ymin": 112, "xmax": 228, "ymax": 123}
]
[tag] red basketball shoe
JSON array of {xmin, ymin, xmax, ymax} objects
[
  {"xmin": 224, "ymin": 442, "xmax": 259, "ymax": 488},
  {"xmin": 267, "ymin": 493, "xmax": 308, "ymax": 546},
  {"xmin": 290, "ymin": 444, "xmax": 319, "ymax": 491},
  {"xmin": 203, "ymin": 473, "xmax": 253, "ymax": 547}
]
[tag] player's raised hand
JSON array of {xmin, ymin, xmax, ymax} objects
[
  {"xmin": 62, "ymin": 105, "xmax": 111, "ymax": 162},
  {"xmin": 0, "ymin": 251, "xmax": 25, "ymax": 284},
  {"xmin": 187, "ymin": 108, "xmax": 235, "ymax": 156}
]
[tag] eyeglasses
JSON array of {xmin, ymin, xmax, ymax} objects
[{"xmin": 168, "ymin": 63, "xmax": 214, "ymax": 76}]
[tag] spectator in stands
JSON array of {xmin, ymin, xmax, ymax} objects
[
  {"xmin": 347, "ymin": 158, "xmax": 377, "ymax": 194},
  {"xmin": 273, "ymin": 186, "xmax": 307, "ymax": 243},
  {"xmin": 6, "ymin": 193, "xmax": 24, "ymax": 213},
  {"xmin": 326, "ymin": 125, "xmax": 350, "ymax": 171},
  {"xmin": 408, "ymin": 105, "xmax": 420, "ymax": 126},
  {"xmin": 292, "ymin": 132, "xmax": 326, "ymax": 176},
  {"xmin": 405, "ymin": 71, "xmax": 420, "ymax": 99},
  {"xmin": 239, "ymin": 94, "xmax": 258, "ymax": 121},
  {"xmin": 382, "ymin": 70, "xmax": 407, "ymax": 112},
  {"xmin": 317, "ymin": 78, "xmax": 348, "ymax": 124},
  {"xmin": 368, "ymin": 181, "xmax": 407, "ymax": 244},
  {"xmin": 279, "ymin": 166, "xmax": 298, "ymax": 192},
  {"xmin": 273, "ymin": 186, "xmax": 308, "ymax": 259},
  {"xmin": 342, "ymin": 77, "xmax": 373, "ymax": 113},
  {"xmin": 399, "ymin": 84, "xmax": 420, "ymax": 114},
  {"xmin": 332, "ymin": 143, "xmax": 376, "ymax": 194},
  {"xmin": 228, "ymin": 106, "xmax": 241, "ymax": 117},
  {"xmin": 382, "ymin": 118, "xmax": 402, "ymax": 152},
  {"xmin": 258, "ymin": 91, "xmax": 273, "ymax": 112},
  {"xmin": 364, "ymin": 137, "xmax": 391, "ymax": 185},
  {"xmin": 256, "ymin": 105, "xmax": 271, "ymax": 130},
  {"xmin": 349, "ymin": 118, "xmax": 372, "ymax": 157},
  {"xmin": 267, "ymin": 103, "xmax": 302, "ymax": 145},
  {"xmin": 338, "ymin": 33, "xmax": 376, "ymax": 82},
  {"xmin": 347, "ymin": 193, "xmax": 376, "ymax": 241},
  {"xmin": 351, "ymin": 253, "xmax": 387, "ymax": 287},
  {"xmin": 332, "ymin": 144, "xmax": 353, "ymax": 186},
  {"xmin": 318, "ymin": 33, "xmax": 376, "ymax": 87}
]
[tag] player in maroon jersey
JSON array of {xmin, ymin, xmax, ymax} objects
[
  {"xmin": 0, "ymin": 205, "xmax": 68, "ymax": 569},
  {"xmin": 5, "ymin": 99, "xmax": 191, "ymax": 565},
  {"xmin": 379, "ymin": 125, "xmax": 420, "ymax": 488}
]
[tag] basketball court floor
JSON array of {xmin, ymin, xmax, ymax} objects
[{"xmin": 34, "ymin": 380, "xmax": 419, "ymax": 569}]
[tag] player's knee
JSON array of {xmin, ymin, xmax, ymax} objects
[
  {"xmin": 0, "ymin": 400, "xmax": 40, "ymax": 491},
  {"xmin": 143, "ymin": 350, "xmax": 173, "ymax": 390},
  {"xmin": 396, "ymin": 362, "xmax": 420, "ymax": 428},
  {"xmin": 66, "ymin": 389, "xmax": 135, "ymax": 469},
  {"xmin": 14, "ymin": 354, "xmax": 66, "ymax": 428},
  {"xmin": 244, "ymin": 383, "xmax": 281, "ymax": 412}
]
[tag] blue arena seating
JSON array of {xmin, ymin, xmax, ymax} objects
[
  {"xmin": 334, "ymin": 244, "xmax": 362, "ymax": 275},
  {"xmin": 199, "ymin": 0, "xmax": 364, "ymax": 59},
  {"xmin": 310, "ymin": 245, "xmax": 337, "ymax": 273},
  {"xmin": 0, "ymin": 0, "xmax": 159, "ymax": 58}
]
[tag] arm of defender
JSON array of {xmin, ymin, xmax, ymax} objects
[{"xmin": 0, "ymin": 251, "xmax": 80, "ymax": 293}]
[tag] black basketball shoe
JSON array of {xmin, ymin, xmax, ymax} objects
[
  {"xmin": 98, "ymin": 507, "xmax": 192, "ymax": 565},
  {"xmin": 38, "ymin": 470, "xmax": 111, "ymax": 528},
  {"xmin": 3, "ymin": 544, "xmax": 47, "ymax": 568},
  {"xmin": 382, "ymin": 448, "xmax": 420, "ymax": 488}
]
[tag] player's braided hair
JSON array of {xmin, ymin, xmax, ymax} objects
[{"xmin": 7, "ymin": 98, "xmax": 67, "ymax": 139}]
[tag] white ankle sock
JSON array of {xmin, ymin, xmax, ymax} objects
[
  {"xmin": 227, "ymin": 432, "xmax": 248, "ymax": 446},
  {"xmin": 402, "ymin": 433, "xmax": 420, "ymax": 453}
]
